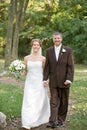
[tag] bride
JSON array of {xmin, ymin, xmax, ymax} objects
[{"xmin": 21, "ymin": 39, "xmax": 50, "ymax": 130}]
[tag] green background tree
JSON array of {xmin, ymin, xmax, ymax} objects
[{"xmin": 0, "ymin": 0, "xmax": 87, "ymax": 67}]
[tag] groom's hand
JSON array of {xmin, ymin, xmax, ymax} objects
[
  {"xmin": 64, "ymin": 80, "xmax": 71, "ymax": 86},
  {"xmin": 43, "ymin": 81, "xmax": 48, "ymax": 87}
]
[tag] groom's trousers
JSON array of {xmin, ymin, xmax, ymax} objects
[{"xmin": 49, "ymin": 87, "xmax": 69, "ymax": 123}]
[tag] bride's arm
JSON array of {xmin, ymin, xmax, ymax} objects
[
  {"xmin": 42, "ymin": 56, "xmax": 46, "ymax": 70},
  {"xmin": 21, "ymin": 56, "xmax": 28, "ymax": 76},
  {"xmin": 42, "ymin": 57, "xmax": 49, "ymax": 87}
]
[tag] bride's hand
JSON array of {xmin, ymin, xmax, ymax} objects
[
  {"xmin": 43, "ymin": 81, "xmax": 48, "ymax": 87},
  {"xmin": 20, "ymin": 71, "xmax": 27, "ymax": 76}
]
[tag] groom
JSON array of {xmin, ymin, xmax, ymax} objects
[{"xmin": 43, "ymin": 32, "xmax": 74, "ymax": 128}]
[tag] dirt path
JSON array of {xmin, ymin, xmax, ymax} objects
[
  {"xmin": 0, "ymin": 76, "xmax": 24, "ymax": 87},
  {"xmin": 0, "ymin": 76, "xmax": 73, "ymax": 130}
]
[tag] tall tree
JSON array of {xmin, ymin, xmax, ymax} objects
[{"xmin": 5, "ymin": 0, "xmax": 29, "ymax": 68}]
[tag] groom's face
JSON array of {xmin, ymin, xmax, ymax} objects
[{"xmin": 53, "ymin": 34, "xmax": 62, "ymax": 47}]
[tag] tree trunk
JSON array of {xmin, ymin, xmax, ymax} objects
[
  {"xmin": 4, "ymin": 0, "xmax": 14, "ymax": 67},
  {"xmin": 4, "ymin": 0, "xmax": 29, "ymax": 68},
  {"xmin": 11, "ymin": 23, "xmax": 19, "ymax": 60}
]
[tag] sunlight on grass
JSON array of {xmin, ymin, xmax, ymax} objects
[
  {"xmin": 0, "ymin": 59, "xmax": 4, "ymax": 62},
  {"xmin": 0, "ymin": 89, "xmax": 9, "ymax": 94},
  {"xmin": 75, "ymin": 64, "xmax": 87, "ymax": 70}
]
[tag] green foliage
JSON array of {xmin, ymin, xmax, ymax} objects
[
  {"xmin": 0, "ymin": 48, "xmax": 4, "ymax": 56},
  {"xmin": 0, "ymin": 1, "xmax": 8, "ymax": 44},
  {"xmin": 0, "ymin": 0, "xmax": 87, "ymax": 63},
  {"xmin": 18, "ymin": 0, "xmax": 87, "ymax": 63},
  {"xmin": 50, "ymin": 0, "xmax": 87, "ymax": 63},
  {"xmin": 0, "ymin": 1, "xmax": 9, "ymax": 58}
]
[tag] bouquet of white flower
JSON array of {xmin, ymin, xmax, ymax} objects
[{"xmin": 9, "ymin": 59, "xmax": 25, "ymax": 79}]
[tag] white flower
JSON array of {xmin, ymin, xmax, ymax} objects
[
  {"xmin": 62, "ymin": 48, "xmax": 66, "ymax": 53},
  {"xmin": 9, "ymin": 59, "xmax": 25, "ymax": 79}
]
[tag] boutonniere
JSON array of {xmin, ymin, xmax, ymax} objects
[
  {"xmin": 61, "ymin": 48, "xmax": 66, "ymax": 55},
  {"xmin": 62, "ymin": 48, "xmax": 66, "ymax": 52}
]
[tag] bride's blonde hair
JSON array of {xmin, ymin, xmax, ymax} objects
[{"xmin": 31, "ymin": 39, "xmax": 42, "ymax": 47}]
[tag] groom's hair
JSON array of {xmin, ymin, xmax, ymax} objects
[{"xmin": 53, "ymin": 32, "xmax": 62, "ymax": 38}]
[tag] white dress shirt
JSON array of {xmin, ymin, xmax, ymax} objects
[{"xmin": 54, "ymin": 44, "xmax": 62, "ymax": 61}]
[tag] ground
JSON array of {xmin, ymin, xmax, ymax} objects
[{"xmin": 0, "ymin": 76, "xmax": 73, "ymax": 130}]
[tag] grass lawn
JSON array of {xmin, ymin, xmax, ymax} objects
[
  {"xmin": 67, "ymin": 64, "xmax": 87, "ymax": 130},
  {"xmin": 0, "ymin": 83, "xmax": 23, "ymax": 117},
  {"xmin": 0, "ymin": 62, "xmax": 87, "ymax": 130}
]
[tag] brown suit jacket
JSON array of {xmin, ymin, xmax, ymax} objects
[{"xmin": 43, "ymin": 45, "xmax": 74, "ymax": 88}]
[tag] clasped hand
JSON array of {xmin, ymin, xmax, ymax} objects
[{"xmin": 43, "ymin": 81, "xmax": 48, "ymax": 87}]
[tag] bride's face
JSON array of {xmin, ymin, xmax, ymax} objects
[{"xmin": 32, "ymin": 41, "xmax": 40, "ymax": 53}]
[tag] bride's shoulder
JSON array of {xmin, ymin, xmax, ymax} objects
[
  {"xmin": 24, "ymin": 55, "xmax": 31, "ymax": 61},
  {"xmin": 41, "ymin": 56, "xmax": 46, "ymax": 62}
]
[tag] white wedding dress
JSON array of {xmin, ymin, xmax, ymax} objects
[{"xmin": 21, "ymin": 61, "xmax": 50, "ymax": 129}]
